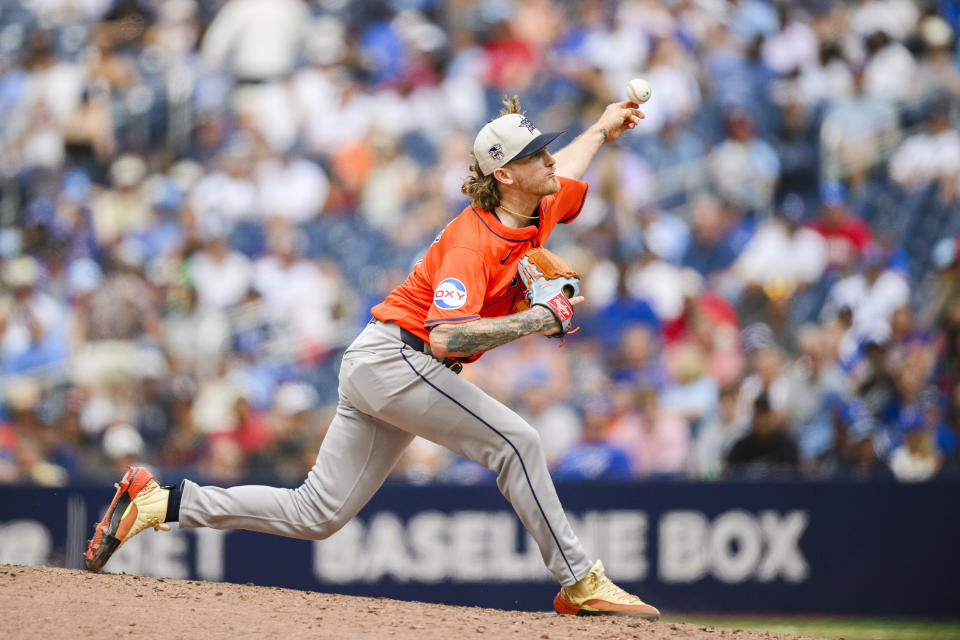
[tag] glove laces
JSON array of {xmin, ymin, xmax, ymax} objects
[{"xmin": 557, "ymin": 325, "xmax": 579, "ymax": 346}]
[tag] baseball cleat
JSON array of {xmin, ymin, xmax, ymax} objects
[
  {"xmin": 553, "ymin": 560, "xmax": 661, "ymax": 619},
  {"xmin": 85, "ymin": 466, "xmax": 171, "ymax": 571}
]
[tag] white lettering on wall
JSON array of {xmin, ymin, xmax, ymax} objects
[
  {"xmin": 710, "ymin": 510, "xmax": 764, "ymax": 583},
  {"xmin": 659, "ymin": 510, "xmax": 810, "ymax": 584},
  {"xmin": 757, "ymin": 510, "xmax": 809, "ymax": 582},
  {"xmin": 313, "ymin": 510, "xmax": 651, "ymax": 584},
  {"xmin": 194, "ymin": 528, "xmax": 226, "ymax": 581},
  {"xmin": 569, "ymin": 511, "xmax": 648, "ymax": 581},
  {"xmin": 407, "ymin": 511, "xmax": 447, "ymax": 583},
  {"xmin": 0, "ymin": 520, "xmax": 52, "ymax": 565},
  {"xmin": 314, "ymin": 519, "xmax": 364, "ymax": 583},
  {"xmin": 659, "ymin": 511, "xmax": 710, "ymax": 583}
]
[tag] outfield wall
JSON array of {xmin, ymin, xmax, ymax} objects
[{"xmin": 1, "ymin": 481, "xmax": 957, "ymax": 616}]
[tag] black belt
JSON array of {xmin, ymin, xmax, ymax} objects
[{"xmin": 398, "ymin": 327, "xmax": 463, "ymax": 375}]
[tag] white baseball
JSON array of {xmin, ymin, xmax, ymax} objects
[{"xmin": 626, "ymin": 78, "xmax": 651, "ymax": 104}]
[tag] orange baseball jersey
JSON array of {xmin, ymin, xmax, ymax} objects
[{"xmin": 371, "ymin": 176, "xmax": 588, "ymax": 358}]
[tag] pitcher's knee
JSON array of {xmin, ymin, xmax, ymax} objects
[
  {"xmin": 292, "ymin": 517, "xmax": 348, "ymax": 541},
  {"xmin": 490, "ymin": 424, "xmax": 545, "ymax": 473},
  {"xmin": 509, "ymin": 423, "xmax": 544, "ymax": 456},
  {"xmin": 288, "ymin": 483, "xmax": 349, "ymax": 540}
]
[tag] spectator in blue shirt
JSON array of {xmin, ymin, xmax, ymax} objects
[
  {"xmin": 554, "ymin": 395, "xmax": 632, "ymax": 481},
  {"xmin": 681, "ymin": 194, "xmax": 739, "ymax": 279}
]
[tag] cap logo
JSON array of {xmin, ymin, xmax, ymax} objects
[
  {"xmin": 488, "ymin": 144, "xmax": 504, "ymax": 162},
  {"xmin": 518, "ymin": 116, "xmax": 536, "ymax": 133}
]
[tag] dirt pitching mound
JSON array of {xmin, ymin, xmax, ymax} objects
[{"xmin": 0, "ymin": 565, "xmax": 826, "ymax": 640}]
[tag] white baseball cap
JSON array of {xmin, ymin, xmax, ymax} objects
[{"xmin": 473, "ymin": 113, "xmax": 564, "ymax": 176}]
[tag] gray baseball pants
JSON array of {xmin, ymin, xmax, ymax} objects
[{"xmin": 178, "ymin": 319, "xmax": 593, "ymax": 586}]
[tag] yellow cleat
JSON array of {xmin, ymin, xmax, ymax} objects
[{"xmin": 553, "ymin": 560, "xmax": 660, "ymax": 619}]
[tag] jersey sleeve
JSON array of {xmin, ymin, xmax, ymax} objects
[
  {"xmin": 544, "ymin": 176, "xmax": 589, "ymax": 226},
  {"xmin": 423, "ymin": 247, "xmax": 487, "ymax": 329}
]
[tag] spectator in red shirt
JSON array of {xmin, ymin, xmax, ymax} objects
[
  {"xmin": 808, "ymin": 182, "xmax": 873, "ymax": 270},
  {"xmin": 663, "ymin": 269, "xmax": 743, "ymax": 388}
]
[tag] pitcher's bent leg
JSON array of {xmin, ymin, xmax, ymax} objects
[
  {"xmin": 347, "ymin": 344, "xmax": 594, "ymax": 586},
  {"xmin": 178, "ymin": 401, "xmax": 413, "ymax": 540}
]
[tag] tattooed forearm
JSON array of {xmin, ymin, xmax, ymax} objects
[{"xmin": 434, "ymin": 306, "xmax": 558, "ymax": 357}]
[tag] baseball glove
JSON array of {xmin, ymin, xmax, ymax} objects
[{"xmin": 516, "ymin": 247, "xmax": 581, "ymax": 338}]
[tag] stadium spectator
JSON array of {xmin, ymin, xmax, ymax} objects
[
  {"xmin": 734, "ymin": 193, "xmax": 828, "ymax": 292},
  {"xmin": 160, "ymin": 276, "xmax": 231, "ymax": 377},
  {"xmin": 359, "ymin": 131, "xmax": 422, "ymax": 231},
  {"xmin": 637, "ymin": 120, "xmax": 704, "ymax": 204},
  {"xmin": 888, "ymin": 414, "xmax": 941, "ymax": 482},
  {"xmin": 256, "ymin": 151, "xmax": 330, "ymax": 223},
  {"xmin": 821, "ymin": 243, "xmax": 910, "ymax": 351},
  {"xmin": 771, "ymin": 100, "xmax": 821, "ymax": 199},
  {"xmin": 0, "ymin": 414, "xmax": 16, "ymax": 482},
  {"xmin": 761, "ymin": 3, "xmax": 820, "ymax": 75},
  {"xmin": 606, "ymin": 387, "xmax": 690, "ymax": 478},
  {"xmin": 200, "ymin": 0, "xmax": 311, "ymax": 151},
  {"xmin": 681, "ymin": 194, "xmax": 740, "ymax": 278},
  {"xmin": 607, "ymin": 324, "xmax": 667, "ymax": 392},
  {"xmin": 913, "ymin": 15, "xmax": 960, "ymax": 103},
  {"xmin": 201, "ymin": 435, "xmax": 247, "ymax": 485},
  {"xmin": 819, "ymin": 66, "xmax": 898, "ymax": 185},
  {"xmin": 727, "ymin": 394, "xmax": 800, "ymax": 477},
  {"xmin": 516, "ymin": 376, "xmax": 582, "ymax": 470},
  {"xmin": 855, "ymin": 339, "xmax": 897, "ymax": 418},
  {"xmin": 252, "ymin": 225, "xmax": 347, "ymax": 361},
  {"xmin": 90, "ymin": 155, "xmax": 151, "ymax": 246},
  {"xmin": 554, "ymin": 394, "xmax": 632, "ymax": 481},
  {"xmin": 888, "ymin": 98, "xmax": 960, "ymax": 197},
  {"xmin": 690, "ymin": 383, "xmax": 747, "ymax": 479},
  {"xmin": 783, "ymin": 325, "xmax": 847, "ymax": 459},
  {"xmin": 793, "ymin": 40, "xmax": 854, "ymax": 111},
  {"xmin": 706, "ymin": 109, "xmax": 781, "ymax": 215},
  {"xmin": 1, "ymin": 256, "xmax": 68, "ymax": 375},
  {"xmin": 819, "ymin": 408, "xmax": 890, "ymax": 480},
  {"xmin": 861, "ymin": 29, "xmax": 917, "ymax": 104},
  {"xmin": 631, "ymin": 35, "xmax": 702, "ymax": 135},
  {"xmin": 12, "ymin": 432, "xmax": 69, "ymax": 487},
  {"xmin": 102, "ymin": 422, "xmax": 146, "ymax": 477},
  {"xmin": 808, "ymin": 182, "xmax": 874, "ymax": 271},
  {"xmin": 660, "ymin": 342, "xmax": 719, "ymax": 424},
  {"xmin": 70, "ymin": 254, "xmax": 162, "ymax": 388},
  {"xmin": 189, "ymin": 221, "xmax": 253, "ymax": 311},
  {"xmin": 635, "ymin": 205, "xmax": 691, "ymax": 266},
  {"xmin": 189, "ymin": 139, "xmax": 260, "ymax": 222},
  {"xmin": 737, "ymin": 344, "xmax": 791, "ymax": 423},
  {"xmin": 625, "ymin": 249, "xmax": 690, "ymax": 323},
  {"xmin": 582, "ymin": 270, "xmax": 661, "ymax": 351},
  {"xmin": 664, "ymin": 270, "xmax": 743, "ymax": 386}
]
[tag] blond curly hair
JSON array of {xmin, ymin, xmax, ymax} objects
[{"xmin": 461, "ymin": 95, "xmax": 523, "ymax": 211}]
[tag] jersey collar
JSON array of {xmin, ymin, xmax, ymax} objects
[{"xmin": 472, "ymin": 205, "xmax": 542, "ymax": 244}]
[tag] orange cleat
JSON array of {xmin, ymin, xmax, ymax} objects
[
  {"xmin": 553, "ymin": 560, "xmax": 660, "ymax": 619},
  {"xmin": 85, "ymin": 466, "xmax": 170, "ymax": 571}
]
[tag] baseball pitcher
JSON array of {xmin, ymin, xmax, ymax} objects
[{"xmin": 84, "ymin": 95, "xmax": 659, "ymax": 618}]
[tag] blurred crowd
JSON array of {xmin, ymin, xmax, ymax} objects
[{"xmin": 1, "ymin": 0, "xmax": 960, "ymax": 487}]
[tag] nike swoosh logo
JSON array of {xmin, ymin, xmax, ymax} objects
[{"xmin": 500, "ymin": 247, "xmax": 516, "ymax": 264}]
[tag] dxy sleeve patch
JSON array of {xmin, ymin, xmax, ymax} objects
[{"xmin": 424, "ymin": 247, "xmax": 487, "ymax": 328}]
